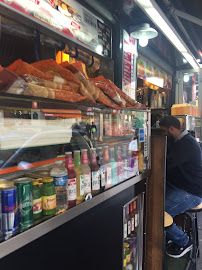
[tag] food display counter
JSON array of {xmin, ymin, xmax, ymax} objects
[{"xmin": 0, "ymin": 1, "xmax": 151, "ymax": 269}]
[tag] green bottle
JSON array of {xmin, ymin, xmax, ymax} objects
[
  {"xmin": 32, "ymin": 180, "xmax": 42, "ymax": 220},
  {"xmin": 41, "ymin": 177, "xmax": 56, "ymax": 216}
]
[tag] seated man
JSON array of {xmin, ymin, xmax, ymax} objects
[{"xmin": 159, "ymin": 116, "xmax": 202, "ymax": 258}]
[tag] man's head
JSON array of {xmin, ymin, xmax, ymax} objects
[{"xmin": 159, "ymin": 116, "xmax": 182, "ymax": 139}]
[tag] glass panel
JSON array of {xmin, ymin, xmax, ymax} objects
[{"xmin": 183, "ymin": 72, "xmax": 199, "ymax": 104}]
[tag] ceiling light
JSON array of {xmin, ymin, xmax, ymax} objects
[
  {"xmin": 183, "ymin": 58, "xmax": 187, "ymax": 64},
  {"xmin": 135, "ymin": 0, "xmax": 199, "ymax": 69},
  {"xmin": 130, "ymin": 23, "xmax": 158, "ymax": 48},
  {"xmin": 139, "ymin": 36, "xmax": 148, "ymax": 47},
  {"xmin": 182, "ymin": 52, "xmax": 199, "ymax": 69},
  {"xmin": 184, "ymin": 74, "xmax": 189, "ymax": 83}
]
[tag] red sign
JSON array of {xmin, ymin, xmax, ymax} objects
[{"xmin": 32, "ymin": 101, "xmax": 38, "ymax": 109}]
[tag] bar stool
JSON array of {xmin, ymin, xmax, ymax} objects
[
  {"xmin": 163, "ymin": 212, "xmax": 173, "ymax": 270},
  {"xmin": 184, "ymin": 202, "xmax": 202, "ymax": 269}
]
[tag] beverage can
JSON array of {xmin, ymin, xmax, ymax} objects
[
  {"xmin": 1, "ymin": 185, "xmax": 19, "ymax": 240},
  {"xmin": 13, "ymin": 178, "xmax": 33, "ymax": 231}
]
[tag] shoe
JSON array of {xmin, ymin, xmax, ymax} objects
[{"xmin": 166, "ymin": 240, "xmax": 193, "ymax": 258}]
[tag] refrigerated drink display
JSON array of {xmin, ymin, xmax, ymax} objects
[
  {"xmin": 65, "ymin": 152, "xmax": 77, "ymax": 208},
  {"xmin": 50, "ymin": 160, "xmax": 68, "ymax": 214},
  {"xmin": 73, "ymin": 151, "xmax": 85, "ymax": 205},
  {"xmin": 123, "ymin": 195, "xmax": 144, "ymax": 270},
  {"xmin": 115, "ymin": 146, "xmax": 124, "ymax": 183},
  {"xmin": 96, "ymin": 147, "xmax": 105, "ymax": 193},
  {"xmin": 109, "ymin": 148, "xmax": 118, "ymax": 186},
  {"xmin": 80, "ymin": 149, "xmax": 92, "ymax": 197},
  {"xmin": 90, "ymin": 148, "xmax": 100, "ymax": 196},
  {"xmin": 103, "ymin": 146, "xmax": 112, "ymax": 190}
]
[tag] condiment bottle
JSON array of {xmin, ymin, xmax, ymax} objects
[
  {"xmin": 90, "ymin": 148, "xmax": 100, "ymax": 196},
  {"xmin": 103, "ymin": 146, "xmax": 112, "ymax": 190},
  {"xmin": 96, "ymin": 147, "xmax": 105, "ymax": 192},
  {"xmin": 73, "ymin": 150, "xmax": 85, "ymax": 205},
  {"xmin": 80, "ymin": 149, "xmax": 91, "ymax": 198},
  {"xmin": 65, "ymin": 152, "xmax": 77, "ymax": 208},
  {"xmin": 41, "ymin": 177, "xmax": 56, "ymax": 216}
]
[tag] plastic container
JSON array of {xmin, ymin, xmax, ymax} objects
[
  {"xmin": 41, "ymin": 177, "xmax": 56, "ymax": 216},
  {"xmin": 50, "ymin": 160, "xmax": 68, "ymax": 214}
]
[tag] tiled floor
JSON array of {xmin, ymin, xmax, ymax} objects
[{"xmin": 166, "ymin": 212, "xmax": 202, "ymax": 270}]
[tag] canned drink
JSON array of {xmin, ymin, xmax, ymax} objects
[
  {"xmin": 0, "ymin": 179, "xmax": 13, "ymax": 188},
  {"xmin": 1, "ymin": 185, "xmax": 19, "ymax": 240},
  {"xmin": 13, "ymin": 178, "xmax": 33, "ymax": 231}
]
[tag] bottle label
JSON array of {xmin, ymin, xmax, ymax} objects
[
  {"xmin": 107, "ymin": 166, "xmax": 112, "ymax": 185},
  {"xmin": 66, "ymin": 156, "xmax": 73, "ymax": 170},
  {"xmin": 131, "ymin": 217, "xmax": 135, "ymax": 232},
  {"xmin": 92, "ymin": 171, "xmax": 100, "ymax": 191},
  {"xmin": 111, "ymin": 162, "xmax": 117, "ymax": 185},
  {"xmin": 100, "ymin": 166, "xmax": 105, "ymax": 187},
  {"xmin": 33, "ymin": 197, "xmax": 42, "ymax": 214},
  {"xmin": 42, "ymin": 195, "xmax": 56, "ymax": 210},
  {"xmin": 53, "ymin": 175, "xmax": 67, "ymax": 186},
  {"xmin": 84, "ymin": 172, "xmax": 91, "ymax": 193},
  {"xmin": 117, "ymin": 161, "xmax": 124, "ymax": 182},
  {"xmin": 81, "ymin": 152, "xmax": 88, "ymax": 165},
  {"xmin": 91, "ymin": 152, "xmax": 97, "ymax": 164},
  {"xmin": 124, "ymin": 223, "xmax": 127, "ymax": 239},
  {"xmin": 135, "ymin": 214, "xmax": 138, "ymax": 227},
  {"xmin": 68, "ymin": 178, "xmax": 77, "ymax": 201},
  {"xmin": 128, "ymin": 220, "xmax": 131, "ymax": 235},
  {"xmin": 80, "ymin": 175, "xmax": 85, "ymax": 196}
]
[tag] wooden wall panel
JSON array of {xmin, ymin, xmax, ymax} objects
[{"xmin": 145, "ymin": 135, "xmax": 167, "ymax": 270}]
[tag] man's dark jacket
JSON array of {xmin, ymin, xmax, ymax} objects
[{"xmin": 167, "ymin": 132, "xmax": 202, "ymax": 198}]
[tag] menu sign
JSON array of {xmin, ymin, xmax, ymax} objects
[
  {"xmin": 122, "ymin": 30, "xmax": 136, "ymax": 100},
  {"xmin": 137, "ymin": 57, "xmax": 172, "ymax": 90},
  {"xmin": 0, "ymin": 0, "xmax": 112, "ymax": 57}
]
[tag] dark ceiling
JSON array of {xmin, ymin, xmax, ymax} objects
[{"xmin": 156, "ymin": 0, "xmax": 202, "ymax": 60}]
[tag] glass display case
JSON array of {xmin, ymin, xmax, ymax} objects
[{"xmin": 0, "ymin": 94, "xmax": 151, "ymax": 245}]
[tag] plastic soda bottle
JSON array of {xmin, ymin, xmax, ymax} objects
[
  {"xmin": 109, "ymin": 148, "xmax": 118, "ymax": 186},
  {"xmin": 80, "ymin": 149, "xmax": 91, "ymax": 197},
  {"xmin": 50, "ymin": 160, "xmax": 68, "ymax": 214},
  {"xmin": 122, "ymin": 145, "xmax": 129, "ymax": 180},
  {"xmin": 65, "ymin": 152, "xmax": 77, "ymax": 208},
  {"xmin": 90, "ymin": 148, "xmax": 100, "ymax": 196},
  {"xmin": 41, "ymin": 177, "xmax": 56, "ymax": 216},
  {"xmin": 96, "ymin": 147, "xmax": 105, "ymax": 192},
  {"xmin": 32, "ymin": 180, "xmax": 42, "ymax": 220},
  {"xmin": 73, "ymin": 150, "xmax": 85, "ymax": 205}
]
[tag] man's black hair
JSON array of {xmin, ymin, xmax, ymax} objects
[{"xmin": 159, "ymin": 116, "xmax": 181, "ymax": 130}]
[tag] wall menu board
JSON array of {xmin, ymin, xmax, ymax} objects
[
  {"xmin": 0, "ymin": 0, "xmax": 112, "ymax": 58},
  {"xmin": 122, "ymin": 30, "xmax": 137, "ymax": 100},
  {"xmin": 137, "ymin": 57, "xmax": 172, "ymax": 90}
]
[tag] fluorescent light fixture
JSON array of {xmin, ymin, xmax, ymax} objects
[
  {"xmin": 135, "ymin": 0, "xmax": 199, "ymax": 69},
  {"xmin": 182, "ymin": 52, "xmax": 199, "ymax": 69}
]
